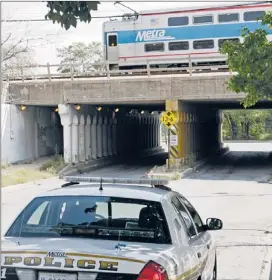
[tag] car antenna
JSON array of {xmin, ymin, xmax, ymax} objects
[{"xmin": 99, "ymin": 177, "xmax": 103, "ymax": 191}]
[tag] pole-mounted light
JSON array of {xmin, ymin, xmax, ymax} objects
[{"xmin": 19, "ymin": 105, "xmax": 27, "ymax": 111}]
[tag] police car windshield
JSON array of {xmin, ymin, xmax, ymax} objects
[{"xmin": 6, "ymin": 195, "xmax": 171, "ymax": 244}]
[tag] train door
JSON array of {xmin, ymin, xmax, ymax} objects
[{"xmin": 106, "ymin": 33, "xmax": 118, "ymax": 63}]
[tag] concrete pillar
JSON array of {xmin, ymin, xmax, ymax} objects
[
  {"xmin": 71, "ymin": 115, "xmax": 79, "ymax": 164},
  {"xmin": 58, "ymin": 104, "xmax": 72, "ymax": 164},
  {"xmin": 192, "ymin": 114, "xmax": 196, "ymax": 161},
  {"xmin": 97, "ymin": 115, "xmax": 103, "ymax": 158},
  {"xmin": 91, "ymin": 115, "xmax": 97, "ymax": 159},
  {"xmin": 85, "ymin": 115, "xmax": 91, "ymax": 161},
  {"xmin": 107, "ymin": 118, "xmax": 113, "ymax": 156},
  {"xmin": 79, "ymin": 114, "xmax": 85, "ymax": 163},
  {"xmin": 112, "ymin": 118, "xmax": 117, "ymax": 155},
  {"xmin": 102, "ymin": 116, "xmax": 108, "ymax": 157},
  {"xmin": 144, "ymin": 117, "xmax": 148, "ymax": 149}
]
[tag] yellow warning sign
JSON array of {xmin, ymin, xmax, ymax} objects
[{"xmin": 160, "ymin": 111, "xmax": 178, "ymax": 128}]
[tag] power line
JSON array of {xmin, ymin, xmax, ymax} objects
[{"xmin": 1, "ymin": 14, "xmax": 128, "ymax": 22}]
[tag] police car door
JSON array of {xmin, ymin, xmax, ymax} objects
[
  {"xmin": 178, "ymin": 195, "xmax": 214, "ymax": 279},
  {"xmin": 107, "ymin": 33, "xmax": 118, "ymax": 63}
]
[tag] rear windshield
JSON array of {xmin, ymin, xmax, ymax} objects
[{"xmin": 6, "ymin": 196, "xmax": 171, "ymax": 244}]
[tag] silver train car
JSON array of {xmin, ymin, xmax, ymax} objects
[{"xmin": 102, "ymin": 1, "xmax": 272, "ymax": 70}]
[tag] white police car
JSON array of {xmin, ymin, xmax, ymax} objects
[{"xmin": 1, "ymin": 177, "xmax": 222, "ymax": 280}]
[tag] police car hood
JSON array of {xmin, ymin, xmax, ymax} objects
[{"xmin": 1, "ymin": 237, "xmax": 176, "ymax": 274}]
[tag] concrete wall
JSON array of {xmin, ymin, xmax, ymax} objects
[
  {"xmin": 7, "ymin": 74, "xmax": 246, "ymax": 106},
  {"xmin": 1, "ymin": 105, "xmax": 63, "ymax": 164}
]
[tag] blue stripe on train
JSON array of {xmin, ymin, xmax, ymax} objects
[{"xmin": 104, "ymin": 22, "xmax": 271, "ymax": 44}]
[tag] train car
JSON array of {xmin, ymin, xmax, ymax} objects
[{"xmin": 103, "ymin": 1, "xmax": 272, "ymax": 70}]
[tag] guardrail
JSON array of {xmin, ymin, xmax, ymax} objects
[{"xmin": 2, "ymin": 57, "xmax": 232, "ymax": 82}]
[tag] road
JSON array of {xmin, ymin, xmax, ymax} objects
[{"xmin": 1, "ymin": 142, "xmax": 272, "ymax": 280}]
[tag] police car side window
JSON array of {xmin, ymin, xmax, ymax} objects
[
  {"xmin": 178, "ymin": 196, "xmax": 205, "ymax": 234},
  {"xmin": 171, "ymin": 196, "xmax": 197, "ymax": 238}
]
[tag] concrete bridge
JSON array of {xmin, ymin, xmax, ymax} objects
[{"xmin": 4, "ymin": 67, "xmax": 269, "ymax": 169}]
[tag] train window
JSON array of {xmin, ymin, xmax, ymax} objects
[
  {"xmin": 169, "ymin": 41, "xmax": 189, "ymax": 51},
  {"xmin": 193, "ymin": 15, "xmax": 213, "ymax": 24},
  {"xmin": 218, "ymin": 38, "xmax": 240, "ymax": 48},
  {"xmin": 168, "ymin": 16, "xmax": 189, "ymax": 26},
  {"xmin": 145, "ymin": 43, "xmax": 164, "ymax": 52},
  {"xmin": 244, "ymin": 11, "xmax": 265, "ymax": 22},
  {"xmin": 108, "ymin": 35, "xmax": 117, "ymax": 47},
  {"xmin": 193, "ymin": 40, "xmax": 214, "ymax": 49},
  {"xmin": 218, "ymin": 13, "xmax": 239, "ymax": 22}
]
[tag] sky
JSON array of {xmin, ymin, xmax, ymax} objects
[{"xmin": 2, "ymin": 1, "xmax": 249, "ymax": 66}]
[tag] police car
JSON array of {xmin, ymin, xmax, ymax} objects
[{"xmin": 1, "ymin": 177, "xmax": 223, "ymax": 280}]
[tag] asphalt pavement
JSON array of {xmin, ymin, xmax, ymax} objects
[{"xmin": 1, "ymin": 141, "xmax": 272, "ymax": 280}]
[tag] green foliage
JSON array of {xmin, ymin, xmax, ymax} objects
[
  {"xmin": 220, "ymin": 12, "xmax": 272, "ymax": 108},
  {"xmin": 45, "ymin": 1, "xmax": 100, "ymax": 30},
  {"xmin": 39, "ymin": 155, "xmax": 66, "ymax": 174},
  {"xmin": 56, "ymin": 41, "xmax": 104, "ymax": 73},
  {"xmin": 222, "ymin": 109, "xmax": 272, "ymax": 140}
]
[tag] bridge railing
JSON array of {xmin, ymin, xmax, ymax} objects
[{"xmin": 2, "ymin": 56, "xmax": 231, "ymax": 82}]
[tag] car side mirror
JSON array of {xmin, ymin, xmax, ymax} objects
[{"xmin": 205, "ymin": 218, "xmax": 223, "ymax": 231}]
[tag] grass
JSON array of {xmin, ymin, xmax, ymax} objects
[
  {"xmin": 39, "ymin": 155, "xmax": 66, "ymax": 174},
  {"xmin": 2, "ymin": 168, "xmax": 53, "ymax": 187},
  {"xmin": 1, "ymin": 155, "xmax": 66, "ymax": 187}
]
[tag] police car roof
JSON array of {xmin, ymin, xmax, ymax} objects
[{"xmin": 36, "ymin": 183, "xmax": 170, "ymax": 202}]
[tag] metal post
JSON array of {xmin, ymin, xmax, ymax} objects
[
  {"xmin": 47, "ymin": 63, "xmax": 51, "ymax": 81},
  {"xmin": 70, "ymin": 64, "xmax": 74, "ymax": 81},
  {"xmin": 106, "ymin": 60, "xmax": 110, "ymax": 79},
  {"xmin": 21, "ymin": 66, "xmax": 24, "ymax": 82},
  {"xmin": 189, "ymin": 55, "xmax": 192, "ymax": 76},
  {"xmin": 147, "ymin": 60, "xmax": 151, "ymax": 77},
  {"xmin": 168, "ymin": 128, "xmax": 170, "ymax": 170}
]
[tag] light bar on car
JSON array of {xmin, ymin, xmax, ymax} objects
[{"xmin": 63, "ymin": 176, "xmax": 169, "ymax": 186}]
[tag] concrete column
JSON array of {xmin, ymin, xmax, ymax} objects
[
  {"xmin": 102, "ymin": 116, "xmax": 108, "ymax": 157},
  {"xmin": 144, "ymin": 117, "xmax": 148, "ymax": 149},
  {"xmin": 112, "ymin": 118, "xmax": 117, "ymax": 155},
  {"xmin": 192, "ymin": 114, "xmax": 195, "ymax": 161},
  {"xmin": 85, "ymin": 115, "xmax": 91, "ymax": 161},
  {"xmin": 151, "ymin": 116, "xmax": 155, "ymax": 148},
  {"xmin": 79, "ymin": 114, "xmax": 85, "ymax": 163},
  {"xmin": 58, "ymin": 104, "xmax": 72, "ymax": 164},
  {"xmin": 188, "ymin": 113, "xmax": 192, "ymax": 164},
  {"xmin": 107, "ymin": 118, "xmax": 113, "ymax": 156},
  {"xmin": 71, "ymin": 115, "xmax": 79, "ymax": 164},
  {"xmin": 97, "ymin": 115, "xmax": 103, "ymax": 158},
  {"xmin": 91, "ymin": 115, "xmax": 97, "ymax": 159}
]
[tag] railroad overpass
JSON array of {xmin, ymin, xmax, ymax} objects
[{"xmin": 4, "ymin": 66, "xmax": 270, "ymax": 168}]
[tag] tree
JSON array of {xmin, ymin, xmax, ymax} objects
[
  {"xmin": 222, "ymin": 110, "xmax": 271, "ymax": 140},
  {"xmin": 45, "ymin": 1, "xmax": 100, "ymax": 30},
  {"xmin": 56, "ymin": 41, "xmax": 104, "ymax": 73},
  {"xmin": 220, "ymin": 12, "xmax": 272, "ymax": 108}
]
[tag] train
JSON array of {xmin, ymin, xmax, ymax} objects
[{"xmin": 102, "ymin": 1, "xmax": 272, "ymax": 70}]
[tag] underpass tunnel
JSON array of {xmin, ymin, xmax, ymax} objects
[{"xmin": 58, "ymin": 104, "xmax": 163, "ymax": 165}]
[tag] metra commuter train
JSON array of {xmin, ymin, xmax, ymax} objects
[{"xmin": 103, "ymin": 1, "xmax": 272, "ymax": 70}]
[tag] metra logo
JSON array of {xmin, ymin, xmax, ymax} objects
[
  {"xmin": 136, "ymin": 29, "xmax": 175, "ymax": 42},
  {"xmin": 46, "ymin": 251, "xmax": 66, "ymax": 258}
]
